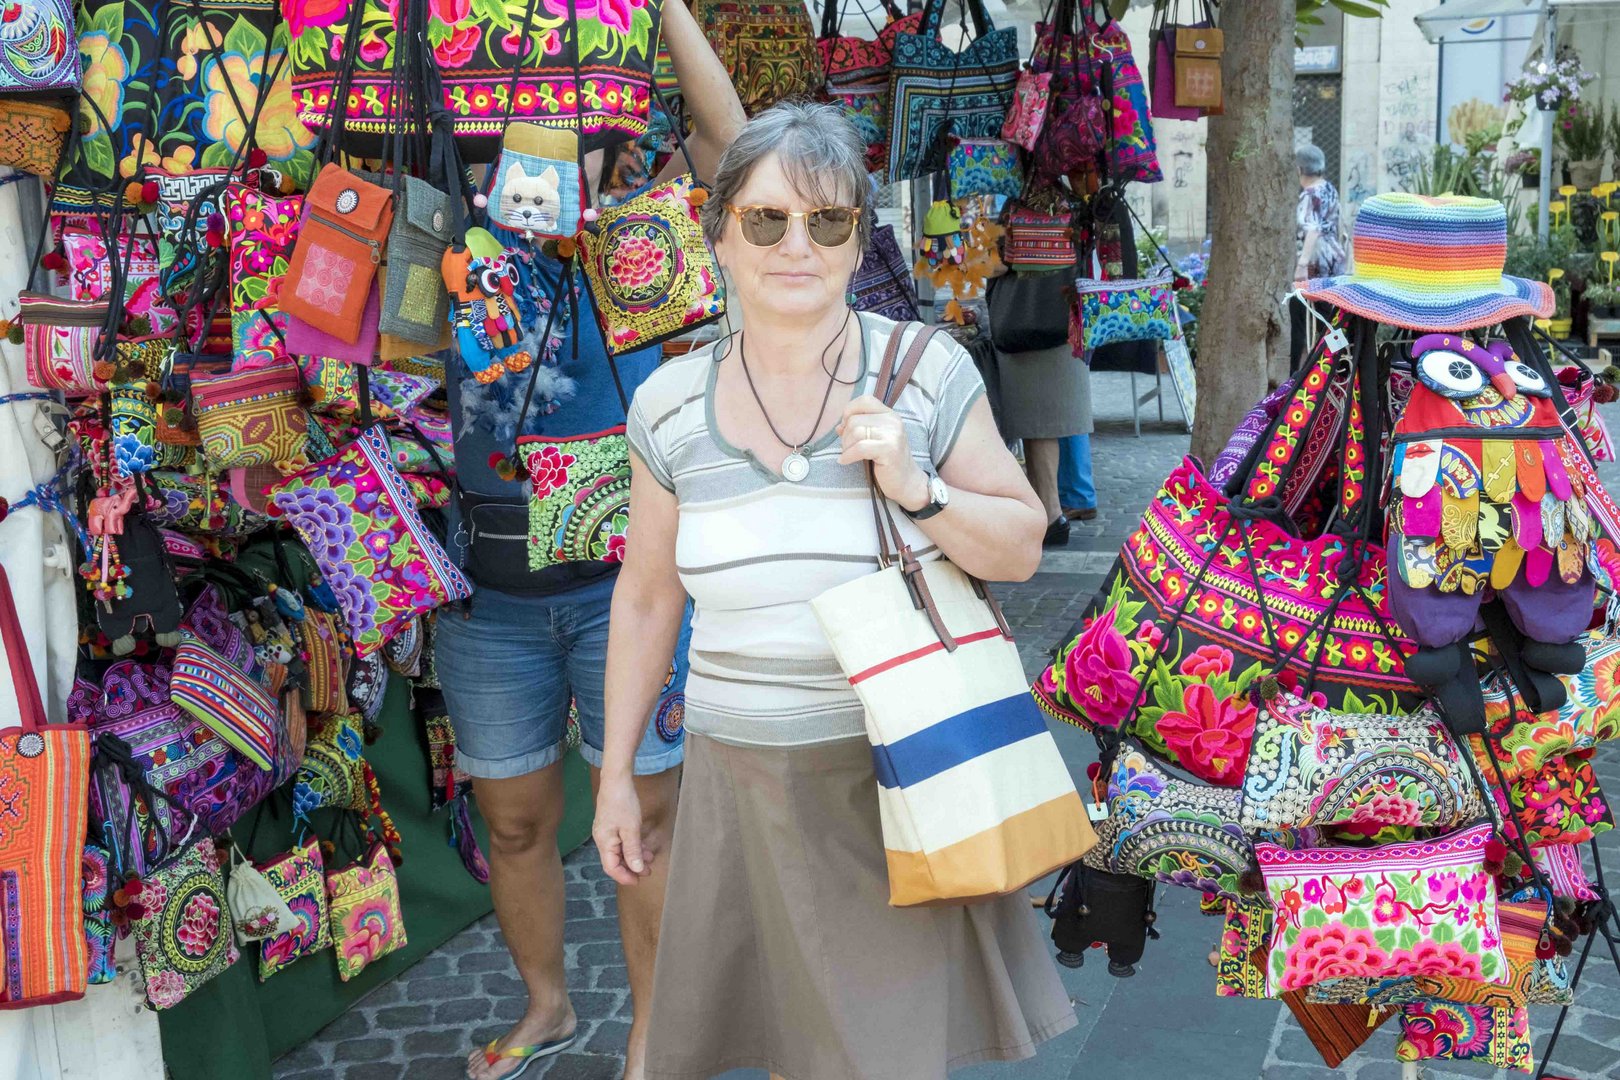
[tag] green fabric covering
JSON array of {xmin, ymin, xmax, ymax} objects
[{"xmin": 157, "ymin": 675, "xmax": 596, "ymax": 1079}]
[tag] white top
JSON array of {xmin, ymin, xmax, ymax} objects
[{"xmin": 626, "ymin": 314, "xmax": 986, "ymax": 746}]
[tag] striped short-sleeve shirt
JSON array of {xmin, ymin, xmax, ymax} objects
[{"xmin": 627, "ymin": 314, "xmax": 986, "ymax": 747}]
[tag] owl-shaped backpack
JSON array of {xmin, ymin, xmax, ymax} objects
[
  {"xmin": 441, "ymin": 237, "xmax": 533, "ymax": 384},
  {"xmin": 1387, "ymin": 333, "xmax": 1597, "ymax": 727}
]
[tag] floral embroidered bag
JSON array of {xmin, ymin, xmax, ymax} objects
[
  {"xmin": 220, "ymin": 184, "xmax": 304, "ymax": 369},
  {"xmin": 1491, "ymin": 752, "xmax": 1612, "ymax": 847},
  {"xmin": 326, "ymin": 839, "xmax": 407, "ymax": 981},
  {"xmin": 17, "ymin": 291, "xmax": 110, "ymax": 396},
  {"xmin": 1470, "ymin": 630, "xmax": 1620, "ymax": 784},
  {"xmin": 886, "ymin": 0, "xmax": 1018, "ymax": 182},
  {"xmin": 128, "ymin": 840, "xmax": 239, "ymax": 1010},
  {"xmin": 518, "ymin": 428, "xmax": 632, "ymax": 571},
  {"xmin": 1255, "ymin": 823, "xmax": 1510, "ymax": 997},
  {"xmin": 255, "ymin": 836, "xmax": 331, "ymax": 981},
  {"xmin": 946, "ymin": 137, "xmax": 1023, "ymax": 199},
  {"xmin": 82, "ymin": 846, "xmax": 117, "ymax": 985},
  {"xmin": 695, "ymin": 0, "xmax": 824, "ymax": 116},
  {"xmin": 1034, "ymin": 319, "xmax": 1422, "ymax": 780},
  {"xmin": 1000, "ymin": 70, "xmax": 1052, "ymax": 151},
  {"xmin": 577, "ymin": 108, "xmax": 725, "ymax": 356},
  {"xmin": 266, "ymin": 422, "xmax": 472, "ymax": 658},
  {"xmin": 1238, "ymin": 685, "xmax": 1483, "ymax": 833},
  {"xmin": 1396, "ymin": 1003, "xmax": 1532, "ymax": 1072},
  {"xmin": 1073, "ymin": 272, "xmax": 1180, "ymax": 352}
]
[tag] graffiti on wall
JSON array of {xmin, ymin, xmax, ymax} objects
[{"xmin": 1379, "ymin": 68, "xmax": 1438, "ymax": 192}]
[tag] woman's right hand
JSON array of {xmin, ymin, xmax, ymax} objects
[{"xmin": 594, "ymin": 774, "xmax": 648, "ymax": 886}]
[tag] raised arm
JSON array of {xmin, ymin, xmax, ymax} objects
[{"xmin": 654, "ymin": 0, "xmax": 748, "ymax": 184}]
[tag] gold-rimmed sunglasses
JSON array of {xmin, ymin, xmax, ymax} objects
[{"xmin": 726, "ymin": 205, "xmax": 862, "ymax": 248}]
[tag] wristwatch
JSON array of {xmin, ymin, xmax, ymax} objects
[{"xmin": 903, "ymin": 473, "xmax": 950, "ymax": 521}]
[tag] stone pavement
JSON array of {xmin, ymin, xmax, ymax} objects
[{"xmin": 277, "ymin": 375, "xmax": 1620, "ymax": 1080}]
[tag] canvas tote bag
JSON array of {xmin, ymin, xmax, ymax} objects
[{"xmin": 810, "ymin": 323, "xmax": 1094, "ymax": 907}]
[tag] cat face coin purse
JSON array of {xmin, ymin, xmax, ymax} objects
[{"xmin": 489, "ymin": 124, "xmax": 584, "ymax": 242}]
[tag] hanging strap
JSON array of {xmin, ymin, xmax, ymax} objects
[{"xmin": 0, "ymin": 565, "xmax": 46, "ymax": 732}]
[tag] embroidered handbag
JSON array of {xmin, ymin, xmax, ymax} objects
[
  {"xmin": 293, "ymin": 713, "xmax": 368, "ymax": 818},
  {"xmin": 849, "ymin": 224, "xmax": 921, "ymax": 322},
  {"xmin": 827, "ymin": 82, "xmax": 891, "ymax": 176},
  {"xmin": 1238, "ymin": 686, "xmax": 1483, "ymax": 833},
  {"xmin": 326, "ymin": 839, "xmax": 407, "ymax": 981},
  {"xmin": 817, "ymin": 0, "xmax": 919, "ymax": 87},
  {"xmin": 0, "ymin": 99, "xmax": 72, "ymax": 176},
  {"xmin": 1027, "ymin": 2, "xmax": 1107, "ymax": 180},
  {"xmin": 279, "ymin": 164, "xmax": 393, "ymax": 343},
  {"xmin": 220, "ymin": 185, "xmax": 306, "ymax": 369},
  {"xmin": 301, "ymin": 608, "xmax": 351, "ymax": 715},
  {"xmin": 266, "ymin": 424, "xmax": 473, "ymax": 658},
  {"xmin": 1470, "ymin": 631, "xmax": 1620, "ymax": 784},
  {"xmin": 0, "ymin": 565, "xmax": 93, "ymax": 1009},
  {"xmin": 1001, "ymin": 203, "xmax": 1077, "ymax": 272},
  {"xmin": 1000, "ymin": 70, "xmax": 1051, "ymax": 151},
  {"xmin": 1173, "ymin": 24, "xmax": 1223, "ymax": 109},
  {"xmin": 18, "ymin": 291, "xmax": 110, "ymax": 396},
  {"xmin": 1397, "ymin": 1003, "xmax": 1532, "ymax": 1071},
  {"xmin": 695, "ymin": 0, "xmax": 824, "ymax": 115},
  {"xmin": 255, "ymin": 836, "xmax": 331, "ymax": 981},
  {"xmin": 0, "ymin": 0, "xmax": 79, "ymax": 94},
  {"xmin": 1034, "ymin": 325, "xmax": 1423, "ymax": 775},
  {"xmin": 518, "ymin": 427, "xmax": 632, "ymax": 571},
  {"xmin": 83, "ymin": 846, "xmax": 117, "ymax": 986},
  {"xmin": 284, "ymin": 0, "xmax": 658, "ymax": 160},
  {"xmin": 946, "ymin": 137, "xmax": 1023, "ymax": 199},
  {"xmin": 578, "ymin": 171, "xmax": 725, "ymax": 356},
  {"xmin": 171, "ymin": 629, "xmax": 281, "ymax": 772},
  {"xmin": 809, "ymin": 324, "xmax": 1094, "ymax": 905},
  {"xmin": 1255, "ymin": 823, "xmax": 1510, "ymax": 996},
  {"xmin": 886, "ymin": 0, "xmax": 1019, "ymax": 183},
  {"xmin": 1083, "ymin": 740, "xmax": 1266, "ymax": 902},
  {"xmin": 1491, "ymin": 752, "xmax": 1612, "ymax": 847},
  {"xmin": 192, "ymin": 359, "xmax": 309, "ymax": 469},
  {"xmin": 1074, "ymin": 273, "xmax": 1180, "ymax": 352},
  {"xmin": 128, "ymin": 839, "xmax": 239, "ymax": 1010}
]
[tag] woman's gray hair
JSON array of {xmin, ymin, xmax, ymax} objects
[
  {"xmin": 1295, "ymin": 144, "xmax": 1326, "ymax": 178},
  {"xmin": 699, "ymin": 101, "xmax": 875, "ymax": 250}
]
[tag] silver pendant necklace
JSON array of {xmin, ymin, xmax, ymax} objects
[{"xmin": 737, "ymin": 310, "xmax": 856, "ymax": 484}]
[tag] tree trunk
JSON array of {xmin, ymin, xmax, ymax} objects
[{"xmin": 1189, "ymin": 0, "xmax": 1296, "ymax": 467}]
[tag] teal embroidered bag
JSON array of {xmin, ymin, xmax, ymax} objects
[{"xmin": 1074, "ymin": 273, "xmax": 1180, "ymax": 354}]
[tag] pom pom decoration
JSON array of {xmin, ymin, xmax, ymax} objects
[
  {"xmin": 124, "ymin": 180, "xmax": 144, "ymax": 204},
  {"xmin": 1482, "ymin": 837, "xmax": 1507, "ymax": 876},
  {"xmin": 686, "ymin": 189, "xmax": 707, "ymax": 208},
  {"xmin": 40, "ymin": 251, "xmax": 65, "ymax": 271},
  {"xmin": 140, "ymin": 181, "xmax": 159, "ymax": 205},
  {"xmin": 473, "ymin": 192, "xmax": 488, "ymax": 209},
  {"xmin": 1237, "ymin": 867, "xmax": 1265, "ymax": 895},
  {"xmin": 5, "ymin": 322, "xmax": 19, "ymax": 345},
  {"xmin": 247, "ymin": 147, "xmax": 268, "ymax": 168}
]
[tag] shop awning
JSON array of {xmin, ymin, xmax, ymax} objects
[{"xmin": 1414, "ymin": 0, "xmax": 1620, "ymax": 43}]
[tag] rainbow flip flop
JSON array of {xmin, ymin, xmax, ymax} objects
[{"xmin": 478, "ymin": 1032, "xmax": 576, "ymax": 1079}]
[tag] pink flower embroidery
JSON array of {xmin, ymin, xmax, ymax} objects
[
  {"xmin": 1134, "ymin": 621, "xmax": 1165, "ymax": 650},
  {"xmin": 608, "ymin": 235, "xmax": 667, "ymax": 290},
  {"xmin": 1347, "ymin": 789, "xmax": 1424, "ymax": 827},
  {"xmin": 433, "ymin": 23, "xmax": 481, "ymax": 68},
  {"xmin": 1063, "ymin": 607, "xmax": 1140, "ymax": 729},
  {"xmin": 1179, "ymin": 644, "xmax": 1233, "ymax": 679},
  {"xmin": 1388, "ymin": 939, "xmax": 1485, "ymax": 981},
  {"xmin": 1156, "ymin": 683, "xmax": 1254, "ymax": 786},
  {"xmin": 175, "ymin": 892, "xmax": 221, "ymax": 958},
  {"xmin": 603, "ymin": 533, "xmax": 626, "ymax": 564},
  {"xmin": 1372, "ymin": 884, "xmax": 1404, "ymax": 925},
  {"xmin": 526, "ymin": 445, "xmax": 578, "ymax": 500},
  {"xmin": 1281, "ymin": 923, "xmax": 1389, "ymax": 990},
  {"xmin": 146, "ymin": 969, "xmax": 187, "ymax": 1009}
]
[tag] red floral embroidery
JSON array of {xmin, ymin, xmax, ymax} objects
[
  {"xmin": 1157, "ymin": 683, "xmax": 1254, "ymax": 786},
  {"xmin": 526, "ymin": 445, "xmax": 578, "ymax": 501}
]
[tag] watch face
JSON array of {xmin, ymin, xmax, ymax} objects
[{"xmin": 930, "ymin": 476, "xmax": 949, "ymax": 507}]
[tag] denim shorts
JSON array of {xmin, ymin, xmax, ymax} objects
[{"xmin": 435, "ymin": 578, "xmax": 690, "ymax": 779}]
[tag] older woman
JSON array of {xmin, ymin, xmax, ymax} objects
[
  {"xmin": 591, "ymin": 102, "xmax": 1078, "ymax": 1079},
  {"xmin": 1290, "ymin": 143, "xmax": 1347, "ymax": 374}
]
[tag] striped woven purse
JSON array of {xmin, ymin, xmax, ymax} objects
[{"xmin": 810, "ymin": 323, "xmax": 1094, "ymax": 906}]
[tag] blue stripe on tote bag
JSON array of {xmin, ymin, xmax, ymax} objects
[{"xmin": 811, "ymin": 324, "xmax": 1095, "ymax": 907}]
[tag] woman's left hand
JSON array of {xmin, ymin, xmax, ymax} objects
[{"xmin": 837, "ymin": 395, "xmax": 928, "ymax": 510}]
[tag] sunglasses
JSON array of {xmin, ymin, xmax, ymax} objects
[{"xmin": 727, "ymin": 205, "xmax": 862, "ymax": 248}]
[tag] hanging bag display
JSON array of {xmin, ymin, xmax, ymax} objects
[
  {"xmin": 0, "ymin": 564, "xmax": 92, "ymax": 1009},
  {"xmin": 809, "ymin": 324, "xmax": 1094, "ymax": 906},
  {"xmin": 128, "ymin": 839, "xmax": 239, "ymax": 1010},
  {"xmin": 279, "ymin": 162, "xmax": 395, "ymax": 345},
  {"xmin": 1028, "ymin": 0, "xmax": 1107, "ymax": 181},
  {"xmin": 578, "ymin": 87, "xmax": 725, "ymax": 356},
  {"xmin": 695, "ymin": 0, "xmax": 825, "ymax": 116},
  {"xmin": 1173, "ymin": 23, "xmax": 1223, "ymax": 109},
  {"xmin": 191, "ymin": 358, "xmax": 308, "ymax": 470},
  {"xmin": 1073, "ymin": 270, "xmax": 1181, "ymax": 351},
  {"xmin": 326, "ymin": 832, "xmax": 407, "ymax": 982},
  {"xmin": 1148, "ymin": 1, "xmax": 1220, "ymax": 120},
  {"xmin": 886, "ymin": 0, "xmax": 1019, "ymax": 183}
]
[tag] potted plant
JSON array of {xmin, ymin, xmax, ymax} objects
[
  {"xmin": 1550, "ymin": 279, "xmax": 1574, "ymax": 337},
  {"xmin": 1589, "ymin": 283, "xmax": 1618, "ymax": 319},
  {"xmin": 1505, "ymin": 147, "xmax": 1542, "ymax": 188},
  {"xmin": 1557, "ymin": 100, "xmax": 1607, "ymax": 190}
]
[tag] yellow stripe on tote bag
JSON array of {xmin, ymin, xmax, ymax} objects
[{"xmin": 810, "ymin": 324, "xmax": 1095, "ymax": 907}]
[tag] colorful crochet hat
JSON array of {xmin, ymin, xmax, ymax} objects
[{"xmin": 1299, "ymin": 193, "xmax": 1553, "ymax": 332}]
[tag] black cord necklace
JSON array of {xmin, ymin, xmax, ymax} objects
[{"xmin": 736, "ymin": 309, "xmax": 855, "ymax": 483}]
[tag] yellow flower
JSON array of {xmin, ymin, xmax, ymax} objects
[
  {"xmin": 202, "ymin": 52, "xmax": 316, "ymax": 161},
  {"xmin": 119, "ymin": 133, "xmax": 163, "ymax": 179},
  {"xmin": 78, "ymin": 31, "xmax": 128, "ymax": 135},
  {"xmin": 176, "ymin": 22, "xmax": 226, "ymax": 82}
]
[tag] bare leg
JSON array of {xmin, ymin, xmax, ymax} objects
[
  {"xmin": 591, "ymin": 765, "xmax": 681, "ymax": 1080},
  {"xmin": 466, "ymin": 760, "xmax": 577, "ymax": 1080},
  {"xmin": 1023, "ymin": 437, "xmax": 1062, "ymax": 522}
]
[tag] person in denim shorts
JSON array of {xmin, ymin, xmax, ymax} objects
[{"xmin": 439, "ymin": 9, "xmax": 743, "ymax": 1076}]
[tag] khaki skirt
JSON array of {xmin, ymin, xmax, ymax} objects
[{"xmin": 644, "ymin": 733, "xmax": 1078, "ymax": 1080}]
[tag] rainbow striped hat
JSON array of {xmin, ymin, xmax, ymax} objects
[{"xmin": 1300, "ymin": 193, "xmax": 1552, "ymax": 332}]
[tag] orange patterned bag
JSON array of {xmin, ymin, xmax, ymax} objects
[{"xmin": 0, "ymin": 564, "xmax": 92, "ymax": 1009}]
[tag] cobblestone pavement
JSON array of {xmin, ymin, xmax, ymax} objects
[{"xmin": 279, "ymin": 376, "xmax": 1620, "ymax": 1080}]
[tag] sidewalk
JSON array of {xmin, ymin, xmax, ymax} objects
[{"xmin": 276, "ymin": 374, "xmax": 1620, "ymax": 1080}]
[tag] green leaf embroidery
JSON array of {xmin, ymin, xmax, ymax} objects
[
  {"xmin": 576, "ymin": 16, "xmax": 608, "ymax": 61},
  {"xmin": 88, "ymin": 2, "xmax": 125, "ymax": 42},
  {"xmin": 471, "ymin": 0, "xmax": 514, "ymax": 31},
  {"xmin": 81, "ymin": 132, "xmax": 116, "ymax": 180},
  {"xmin": 222, "ymin": 15, "xmax": 267, "ymax": 62},
  {"xmin": 628, "ymin": 5, "xmax": 652, "ymax": 59},
  {"xmin": 426, "ymin": 19, "xmax": 453, "ymax": 46},
  {"xmin": 198, "ymin": 140, "xmax": 235, "ymax": 169},
  {"xmin": 295, "ymin": 28, "xmax": 329, "ymax": 71},
  {"xmin": 1341, "ymin": 906, "xmax": 1370, "ymax": 929}
]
